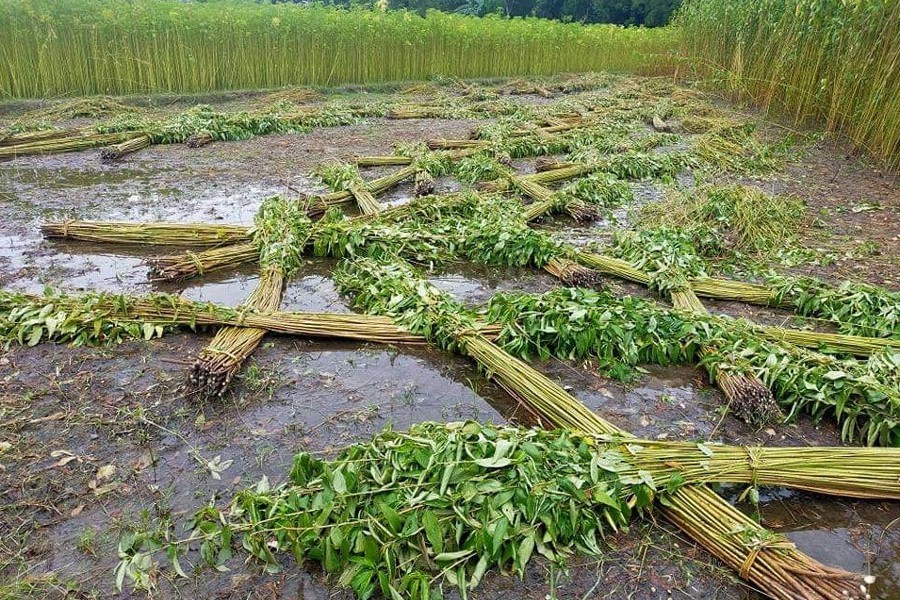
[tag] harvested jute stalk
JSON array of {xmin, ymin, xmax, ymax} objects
[
  {"xmin": 458, "ymin": 333, "xmax": 870, "ymax": 600},
  {"xmin": 671, "ymin": 287, "xmax": 781, "ymax": 427},
  {"xmin": 41, "ymin": 221, "xmax": 252, "ymax": 247},
  {"xmin": 100, "ymin": 135, "xmax": 151, "ymax": 161},
  {"xmin": 310, "ymin": 165, "xmax": 418, "ymax": 216},
  {"xmin": 187, "ymin": 266, "xmax": 285, "ymax": 398},
  {"xmin": 534, "ymin": 157, "xmax": 580, "ymax": 172},
  {"xmin": 413, "ymin": 170, "xmax": 435, "ymax": 197},
  {"xmin": 354, "ymin": 155, "xmax": 413, "ymax": 167},
  {"xmin": 0, "ymin": 131, "xmax": 134, "ymax": 159},
  {"xmin": 334, "ymin": 258, "xmax": 875, "ymax": 600},
  {"xmin": 186, "ymin": 132, "xmax": 214, "ymax": 148},
  {"xmin": 0, "ymin": 128, "xmax": 80, "ymax": 146},
  {"xmin": 543, "ymin": 257, "xmax": 603, "ymax": 287},
  {"xmin": 148, "ymin": 243, "xmax": 259, "ymax": 282},
  {"xmin": 348, "ymin": 183, "xmax": 381, "ymax": 215},
  {"xmin": 0, "ymin": 288, "xmax": 423, "ymax": 346}
]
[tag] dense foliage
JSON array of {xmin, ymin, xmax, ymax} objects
[
  {"xmin": 484, "ymin": 287, "xmax": 900, "ymax": 446},
  {"xmin": 322, "ymin": 0, "xmax": 682, "ymax": 27},
  {"xmin": 0, "ymin": 0, "xmax": 677, "ymax": 98},
  {"xmin": 677, "ymin": 0, "xmax": 900, "ymax": 169}
]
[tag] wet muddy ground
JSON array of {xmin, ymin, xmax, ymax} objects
[{"xmin": 1, "ymin": 78, "xmax": 898, "ymax": 599}]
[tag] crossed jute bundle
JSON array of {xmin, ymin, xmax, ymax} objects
[{"xmin": 332, "ymin": 257, "xmax": 884, "ymax": 600}]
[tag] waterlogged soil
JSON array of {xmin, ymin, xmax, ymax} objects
[{"xmin": 1, "ymin": 79, "xmax": 898, "ymax": 599}]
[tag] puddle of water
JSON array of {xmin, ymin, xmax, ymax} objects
[{"xmin": 754, "ymin": 494, "xmax": 900, "ymax": 597}]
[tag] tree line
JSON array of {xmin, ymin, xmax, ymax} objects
[{"xmin": 313, "ymin": 0, "xmax": 682, "ymax": 27}]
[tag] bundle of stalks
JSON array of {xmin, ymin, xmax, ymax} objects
[
  {"xmin": 148, "ymin": 243, "xmax": 259, "ymax": 281},
  {"xmin": 760, "ymin": 327, "xmax": 896, "ymax": 357},
  {"xmin": 413, "ymin": 170, "xmax": 434, "ymax": 197},
  {"xmin": 187, "ymin": 266, "xmax": 285, "ymax": 397},
  {"xmin": 563, "ymin": 199, "xmax": 599, "ymax": 222},
  {"xmin": 543, "ymin": 257, "xmax": 602, "ymax": 287},
  {"xmin": 348, "ymin": 184, "xmax": 381, "ymax": 215},
  {"xmin": 458, "ymin": 333, "xmax": 871, "ymax": 600},
  {"xmin": 574, "ymin": 251, "xmax": 781, "ymax": 307},
  {"xmin": 0, "ymin": 131, "xmax": 133, "ymax": 159},
  {"xmin": 311, "ymin": 165, "xmax": 418, "ymax": 215},
  {"xmin": 41, "ymin": 220, "xmax": 252, "ymax": 246},
  {"xmin": 534, "ymin": 157, "xmax": 579, "ymax": 172},
  {"xmin": 354, "ymin": 155, "xmax": 413, "ymax": 167},
  {"xmin": 186, "ymin": 132, "xmax": 214, "ymax": 148},
  {"xmin": 336, "ymin": 258, "xmax": 878, "ymax": 599},
  {"xmin": 0, "ymin": 128, "xmax": 80, "ymax": 146},
  {"xmin": 99, "ymin": 134, "xmax": 150, "ymax": 161},
  {"xmin": 673, "ymin": 286, "xmax": 780, "ymax": 427},
  {"xmin": 385, "ymin": 106, "xmax": 443, "ymax": 119},
  {"xmin": 485, "ymin": 162, "xmax": 597, "ymax": 193},
  {"xmin": 575, "ymin": 251, "xmax": 653, "ymax": 285},
  {"xmin": 426, "ymin": 139, "xmax": 489, "ymax": 150},
  {"xmin": 615, "ymin": 438, "xmax": 900, "ymax": 500},
  {"xmin": 0, "ymin": 289, "xmax": 422, "ymax": 346},
  {"xmin": 691, "ymin": 277, "xmax": 777, "ymax": 304}
]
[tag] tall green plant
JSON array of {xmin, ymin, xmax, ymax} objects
[
  {"xmin": 677, "ymin": 0, "xmax": 900, "ymax": 168},
  {"xmin": 0, "ymin": 0, "xmax": 678, "ymax": 98}
]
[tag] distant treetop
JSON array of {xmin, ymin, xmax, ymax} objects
[{"xmin": 312, "ymin": 0, "xmax": 682, "ymax": 27}]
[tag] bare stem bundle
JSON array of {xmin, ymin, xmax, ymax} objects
[
  {"xmin": 760, "ymin": 327, "xmax": 894, "ymax": 358},
  {"xmin": 354, "ymin": 155, "xmax": 413, "ymax": 167},
  {"xmin": 349, "ymin": 184, "xmax": 381, "ymax": 215},
  {"xmin": 41, "ymin": 221, "xmax": 252, "ymax": 246},
  {"xmin": 148, "ymin": 243, "xmax": 259, "ymax": 281},
  {"xmin": 0, "ymin": 128, "xmax": 81, "ymax": 146},
  {"xmin": 671, "ymin": 287, "xmax": 781, "ymax": 427},
  {"xmin": 99, "ymin": 135, "xmax": 150, "ymax": 161},
  {"xmin": 543, "ymin": 257, "xmax": 602, "ymax": 287},
  {"xmin": 0, "ymin": 131, "xmax": 134, "ymax": 159},
  {"xmin": 311, "ymin": 165, "xmax": 418, "ymax": 215},
  {"xmin": 187, "ymin": 266, "xmax": 285, "ymax": 397}
]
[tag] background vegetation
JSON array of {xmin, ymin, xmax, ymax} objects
[
  {"xmin": 0, "ymin": 0, "xmax": 677, "ymax": 98},
  {"xmin": 321, "ymin": 0, "xmax": 682, "ymax": 27},
  {"xmin": 1, "ymin": 0, "xmax": 897, "ymax": 168},
  {"xmin": 677, "ymin": 0, "xmax": 900, "ymax": 169}
]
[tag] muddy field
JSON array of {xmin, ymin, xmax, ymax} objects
[{"xmin": 1, "ymin": 77, "xmax": 898, "ymax": 599}]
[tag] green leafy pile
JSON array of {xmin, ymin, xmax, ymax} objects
[
  {"xmin": 554, "ymin": 173, "xmax": 633, "ymax": 215},
  {"xmin": 334, "ymin": 258, "xmax": 475, "ymax": 352},
  {"xmin": 610, "ymin": 227, "xmax": 717, "ymax": 293},
  {"xmin": 253, "ymin": 196, "xmax": 314, "ymax": 277},
  {"xmin": 770, "ymin": 276, "xmax": 900, "ymax": 338},
  {"xmin": 484, "ymin": 287, "xmax": 900, "ymax": 446},
  {"xmin": 96, "ymin": 103, "xmax": 363, "ymax": 145},
  {"xmin": 315, "ymin": 161, "xmax": 362, "ymax": 192},
  {"xmin": 180, "ymin": 421, "xmax": 656, "ymax": 599},
  {"xmin": 454, "ymin": 153, "xmax": 511, "ymax": 184}
]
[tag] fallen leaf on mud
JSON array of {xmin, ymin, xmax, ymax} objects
[
  {"xmin": 71, "ymin": 504, "xmax": 85, "ymax": 517},
  {"xmin": 55, "ymin": 455, "xmax": 80, "ymax": 467},
  {"xmin": 96, "ymin": 464, "xmax": 117, "ymax": 480},
  {"xmin": 132, "ymin": 451, "xmax": 153, "ymax": 472},
  {"xmin": 0, "ymin": 441, "xmax": 11, "ymax": 454},
  {"xmin": 639, "ymin": 415, "xmax": 651, "ymax": 427},
  {"xmin": 92, "ymin": 483, "xmax": 118, "ymax": 497},
  {"xmin": 764, "ymin": 428, "xmax": 776, "ymax": 436}
]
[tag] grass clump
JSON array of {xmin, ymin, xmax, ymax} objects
[{"xmin": 639, "ymin": 184, "xmax": 806, "ymax": 259}]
